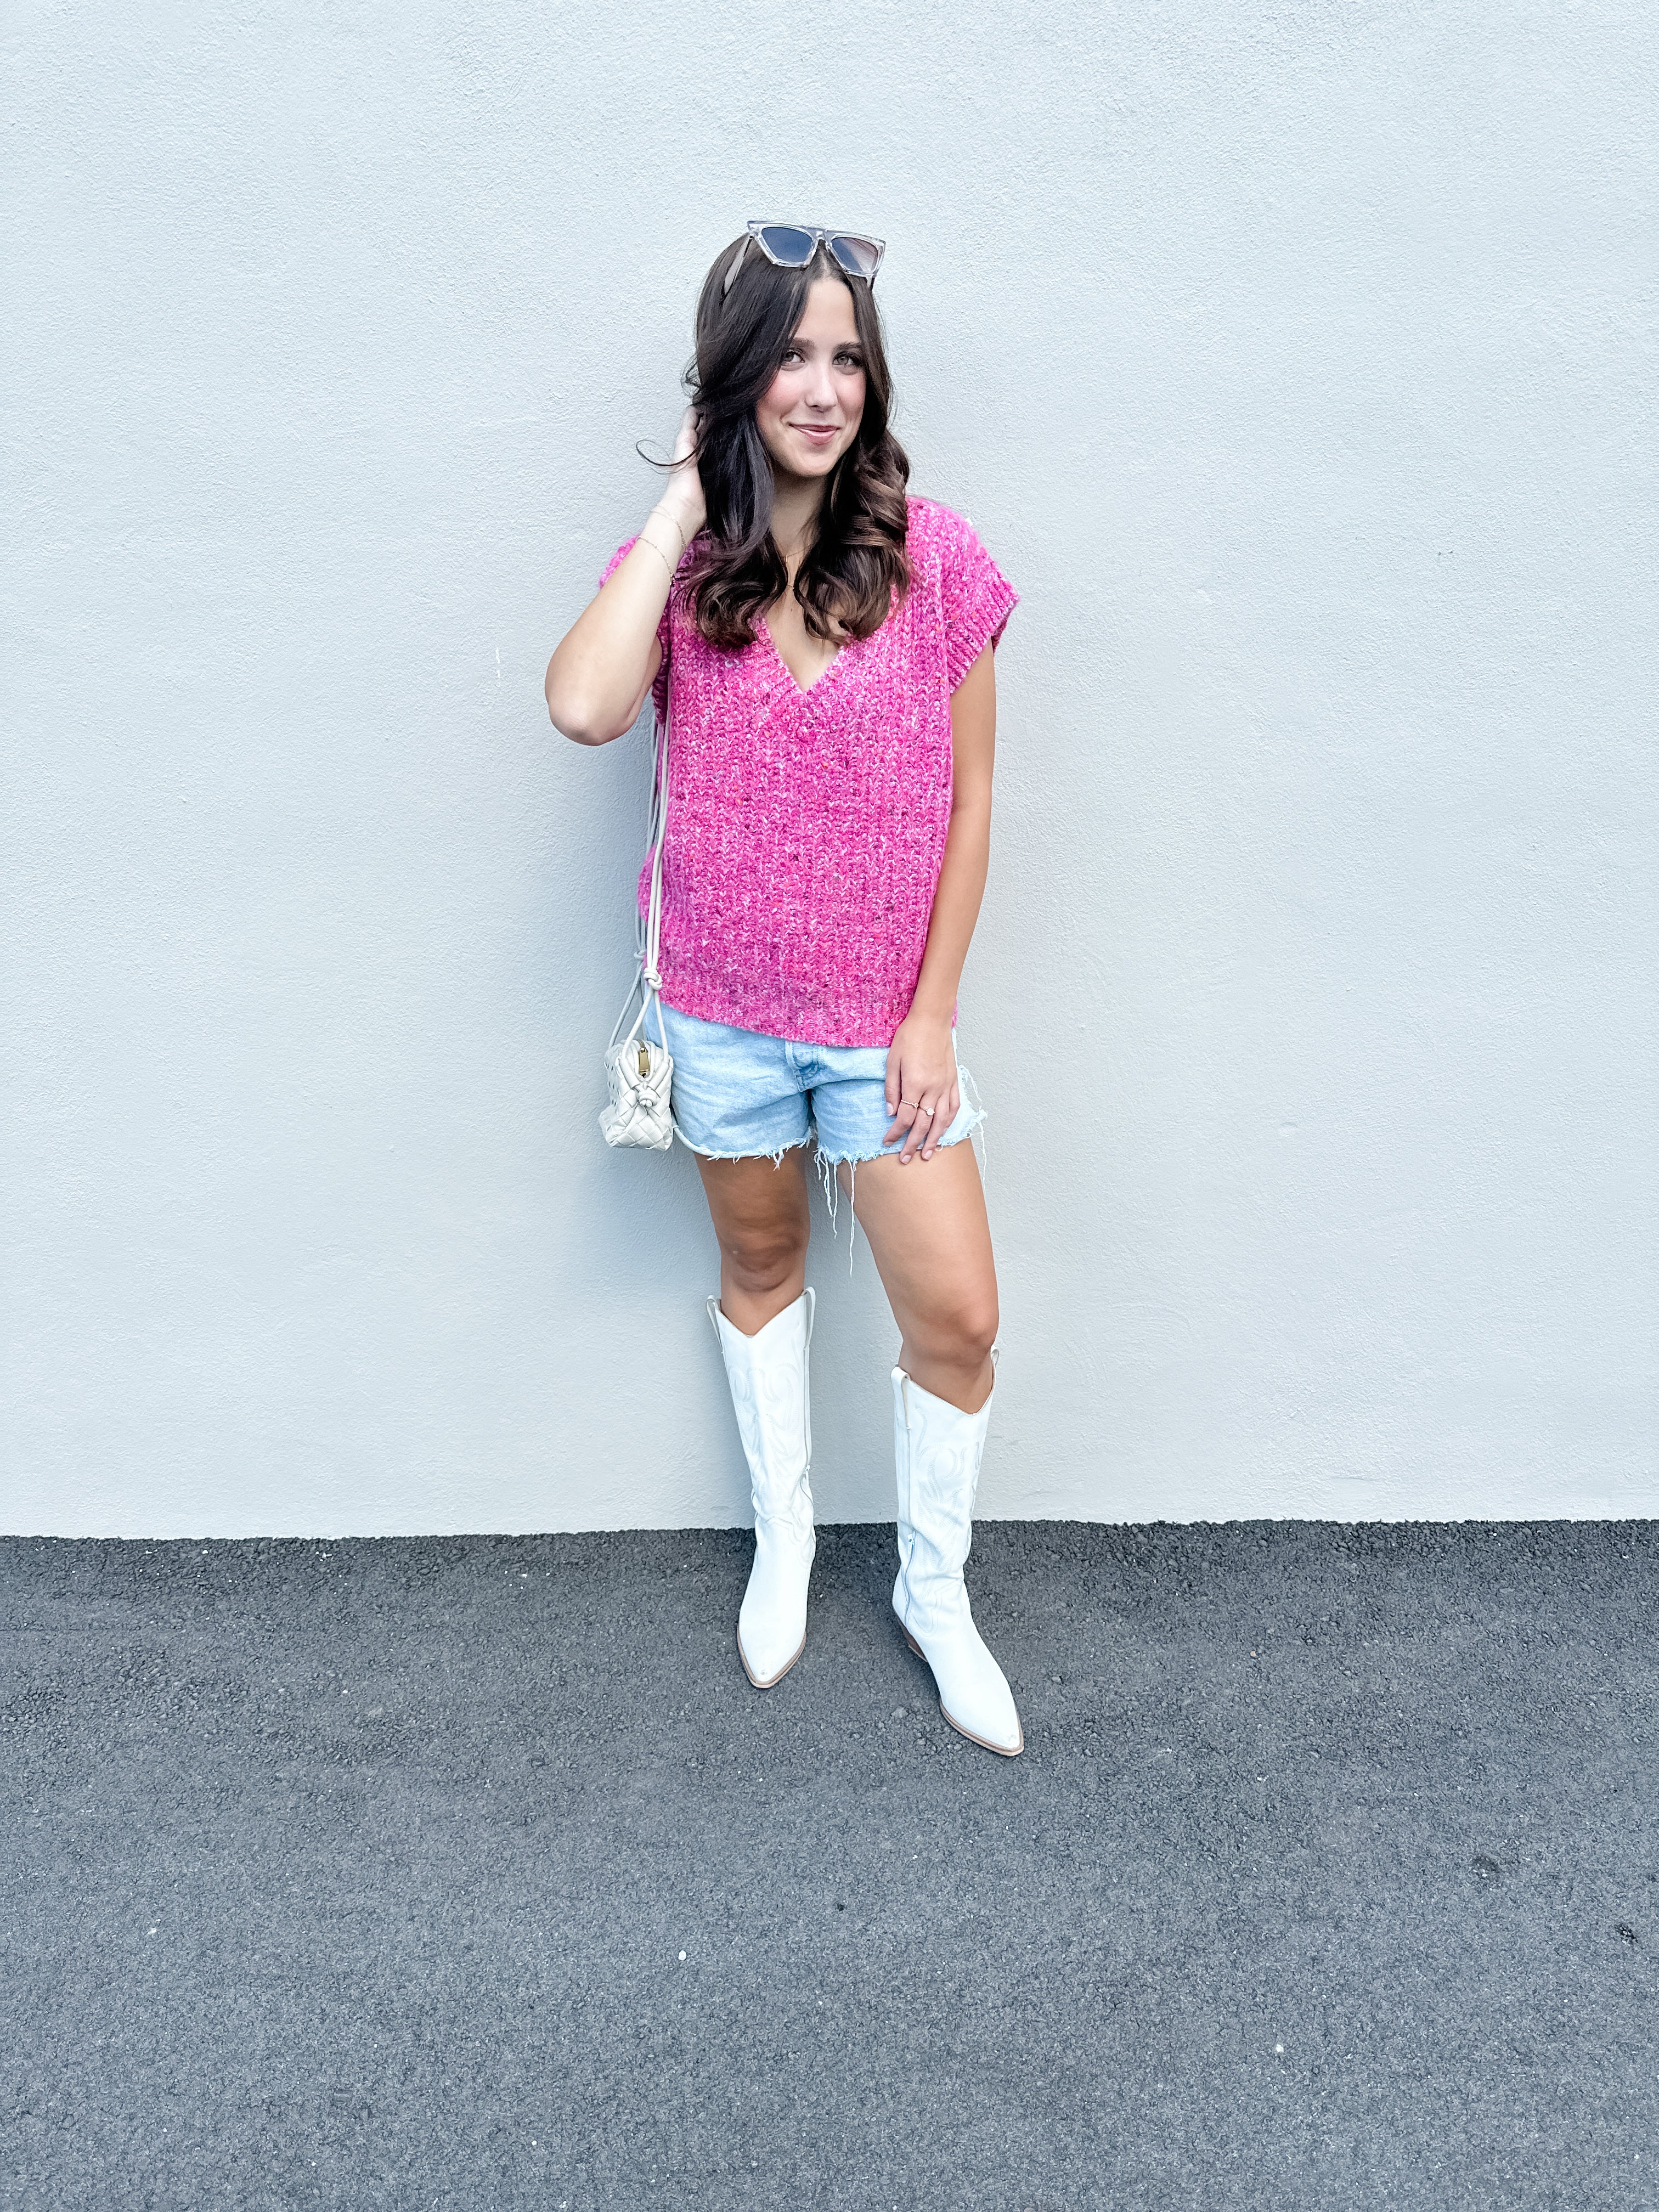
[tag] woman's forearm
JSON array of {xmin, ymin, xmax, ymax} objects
[
  {"xmin": 543, "ymin": 500, "xmax": 690, "ymax": 745},
  {"xmin": 909, "ymin": 797, "xmax": 991, "ymax": 1023},
  {"xmin": 907, "ymin": 640, "xmax": 998, "ymax": 1023}
]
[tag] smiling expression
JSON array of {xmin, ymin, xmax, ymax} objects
[{"xmin": 754, "ymin": 276, "xmax": 867, "ymax": 483}]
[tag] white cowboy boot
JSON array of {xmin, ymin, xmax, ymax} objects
[
  {"xmin": 708, "ymin": 1288, "xmax": 816, "ymax": 1688},
  {"xmin": 891, "ymin": 1362, "xmax": 1022, "ymax": 1756}
]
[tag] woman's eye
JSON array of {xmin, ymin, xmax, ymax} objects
[{"xmin": 836, "ymin": 353, "xmax": 864, "ymax": 370}]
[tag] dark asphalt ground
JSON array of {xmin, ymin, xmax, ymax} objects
[{"xmin": 3, "ymin": 1520, "xmax": 1656, "ymax": 2211}]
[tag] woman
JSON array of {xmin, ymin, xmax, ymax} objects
[{"xmin": 544, "ymin": 224, "xmax": 1022, "ymax": 1756}]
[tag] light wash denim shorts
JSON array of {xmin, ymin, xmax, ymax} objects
[{"xmin": 658, "ymin": 1002, "xmax": 986, "ymax": 1169}]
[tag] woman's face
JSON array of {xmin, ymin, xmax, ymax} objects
[{"xmin": 754, "ymin": 276, "xmax": 867, "ymax": 483}]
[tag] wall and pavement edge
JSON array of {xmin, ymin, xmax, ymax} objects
[{"xmin": 5, "ymin": 2, "xmax": 1654, "ymax": 1534}]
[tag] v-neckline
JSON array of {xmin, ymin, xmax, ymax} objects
[{"xmin": 760, "ymin": 613, "xmax": 847, "ymax": 700}]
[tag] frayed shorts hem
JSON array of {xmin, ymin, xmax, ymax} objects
[
  {"xmin": 674, "ymin": 1107, "xmax": 985, "ymax": 1170},
  {"xmin": 671, "ymin": 1127, "xmax": 808, "ymax": 1167}
]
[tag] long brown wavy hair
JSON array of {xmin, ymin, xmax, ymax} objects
[{"xmin": 676, "ymin": 235, "xmax": 911, "ymax": 650}]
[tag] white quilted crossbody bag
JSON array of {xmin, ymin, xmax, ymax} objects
[{"xmin": 599, "ymin": 700, "xmax": 675, "ymax": 1150}]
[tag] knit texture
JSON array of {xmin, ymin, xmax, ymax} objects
[{"xmin": 599, "ymin": 496, "xmax": 1017, "ymax": 1048}]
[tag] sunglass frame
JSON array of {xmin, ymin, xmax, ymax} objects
[{"xmin": 723, "ymin": 222, "xmax": 886, "ymax": 296}]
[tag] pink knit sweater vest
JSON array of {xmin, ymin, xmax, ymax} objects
[{"xmin": 600, "ymin": 495, "xmax": 1017, "ymax": 1048}]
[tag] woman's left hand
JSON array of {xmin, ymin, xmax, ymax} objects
[{"xmin": 884, "ymin": 1012, "xmax": 960, "ymax": 1163}]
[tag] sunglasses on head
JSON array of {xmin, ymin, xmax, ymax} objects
[{"xmin": 723, "ymin": 221, "xmax": 885, "ymax": 296}]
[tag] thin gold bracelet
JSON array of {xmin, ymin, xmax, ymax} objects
[
  {"xmin": 634, "ymin": 533, "xmax": 676, "ymax": 582},
  {"xmin": 647, "ymin": 506, "xmax": 687, "ymax": 558}
]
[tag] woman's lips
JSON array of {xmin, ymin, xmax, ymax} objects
[{"xmin": 792, "ymin": 423, "xmax": 839, "ymax": 442}]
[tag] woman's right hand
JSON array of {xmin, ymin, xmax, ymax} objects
[{"xmin": 657, "ymin": 404, "xmax": 707, "ymax": 541}]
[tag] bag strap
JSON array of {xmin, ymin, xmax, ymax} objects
[
  {"xmin": 606, "ymin": 691, "xmax": 671, "ymax": 1058},
  {"xmin": 641, "ymin": 695, "xmax": 669, "ymax": 1000}
]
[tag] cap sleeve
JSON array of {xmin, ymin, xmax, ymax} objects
[
  {"xmin": 935, "ymin": 509, "xmax": 1018, "ymax": 691},
  {"xmin": 599, "ymin": 537, "xmax": 673, "ymax": 721}
]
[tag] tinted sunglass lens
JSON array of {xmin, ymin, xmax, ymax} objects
[
  {"xmin": 829, "ymin": 234, "xmax": 881, "ymax": 279},
  {"xmin": 759, "ymin": 226, "xmax": 817, "ymax": 266}
]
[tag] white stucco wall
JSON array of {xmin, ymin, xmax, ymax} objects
[{"xmin": 5, "ymin": 3, "xmax": 1654, "ymax": 1535}]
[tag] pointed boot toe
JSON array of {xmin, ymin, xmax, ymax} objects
[
  {"xmin": 737, "ymin": 1618, "xmax": 806, "ymax": 1689},
  {"xmin": 900, "ymin": 1612, "xmax": 1024, "ymax": 1756},
  {"xmin": 737, "ymin": 1521, "xmax": 814, "ymax": 1686},
  {"xmin": 945, "ymin": 1703, "xmax": 1024, "ymax": 1758}
]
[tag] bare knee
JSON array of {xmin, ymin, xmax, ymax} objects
[
  {"xmin": 909, "ymin": 1293, "xmax": 1000, "ymax": 1380},
  {"xmin": 720, "ymin": 1224, "xmax": 810, "ymax": 1301}
]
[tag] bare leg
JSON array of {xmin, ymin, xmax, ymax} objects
[
  {"xmin": 837, "ymin": 1141, "xmax": 998, "ymax": 1410},
  {"xmin": 694, "ymin": 1147, "xmax": 813, "ymax": 1336}
]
